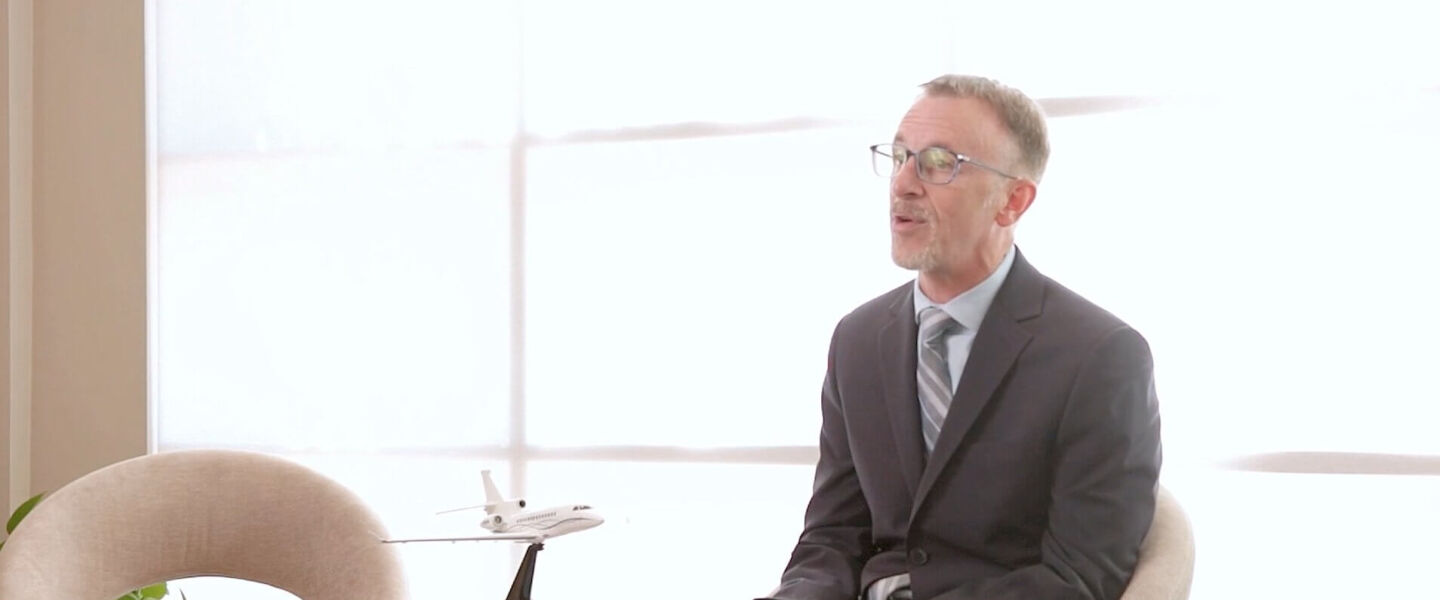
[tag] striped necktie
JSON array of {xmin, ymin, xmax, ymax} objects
[{"xmin": 917, "ymin": 306, "xmax": 958, "ymax": 452}]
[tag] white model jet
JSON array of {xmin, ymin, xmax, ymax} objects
[
  {"xmin": 381, "ymin": 469, "xmax": 604, "ymax": 600},
  {"xmin": 383, "ymin": 469, "xmax": 604, "ymax": 544}
]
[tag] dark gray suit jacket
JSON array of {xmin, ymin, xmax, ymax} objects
[{"xmin": 769, "ymin": 249, "xmax": 1162, "ymax": 600}]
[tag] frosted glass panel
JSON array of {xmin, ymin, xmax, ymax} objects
[
  {"xmin": 1024, "ymin": 94, "xmax": 1440, "ymax": 465},
  {"xmin": 154, "ymin": 0, "xmax": 515, "ymax": 452},
  {"xmin": 155, "ymin": 0, "xmax": 518, "ymax": 155},
  {"xmin": 524, "ymin": 461, "xmax": 815, "ymax": 600},
  {"xmin": 1167, "ymin": 471, "xmax": 1440, "ymax": 599},
  {"xmin": 953, "ymin": 0, "xmax": 1440, "ymax": 96},
  {"xmin": 522, "ymin": 0, "xmax": 950, "ymax": 134},
  {"xmin": 526, "ymin": 127, "xmax": 911, "ymax": 447},
  {"xmin": 155, "ymin": 149, "xmax": 511, "ymax": 450}
]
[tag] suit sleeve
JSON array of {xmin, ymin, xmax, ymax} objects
[
  {"xmin": 764, "ymin": 324, "xmax": 873, "ymax": 600},
  {"xmin": 936, "ymin": 325, "xmax": 1163, "ymax": 600}
]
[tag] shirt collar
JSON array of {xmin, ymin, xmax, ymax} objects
[{"xmin": 913, "ymin": 246, "xmax": 1016, "ymax": 330}]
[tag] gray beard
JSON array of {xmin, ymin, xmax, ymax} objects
[{"xmin": 892, "ymin": 237, "xmax": 941, "ymax": 272}]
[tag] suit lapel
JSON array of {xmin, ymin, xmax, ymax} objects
[
  {"xmin": 878, "ymin": 285, "xmax": 925, "ymax": 494},
  {"xmin": 910, "ymin": 251, "xmax": 1045, "ymax": 520}
]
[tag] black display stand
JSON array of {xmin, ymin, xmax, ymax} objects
[{"xmin": 505, "ymin": 543, "xmax": 544, "ymax": 600}]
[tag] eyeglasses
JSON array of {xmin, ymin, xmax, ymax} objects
[{"xmin": 870, "ymin": 143, "xmax": 1019, "ymax": 184}]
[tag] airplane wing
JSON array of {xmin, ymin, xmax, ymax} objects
[{"xmin": 381, "ymin": 533, "xmax": 543, "ymax": 544}]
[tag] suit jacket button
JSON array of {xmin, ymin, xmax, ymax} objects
[{"xmin": 907, "ymin": 548, "xmax": 929, "ymax": 566}]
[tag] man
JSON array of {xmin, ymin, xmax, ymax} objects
[{"xmin": 764, "ymin": 75, "xmax": 1162, "ymax": 600}]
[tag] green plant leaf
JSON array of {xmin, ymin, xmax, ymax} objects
[
  {"xmin": 114, "ymin": 581, "xmax": 168, "ymax": 600},
  {"xmin": 6, "ymin": 492, "xmax": 45, "ymax": 534}
]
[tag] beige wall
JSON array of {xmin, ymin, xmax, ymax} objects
[
  {"xmin": 2, "ymin": 0, "xmax": 13, "ymax": 512},
  {"xmin": 3, "ymin": 0, "xmax": 147, "ymax": 510}
]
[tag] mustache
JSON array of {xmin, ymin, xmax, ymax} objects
[{"xmin": 891, "ymin": 201, "xmax": 933, "ymax": 221}]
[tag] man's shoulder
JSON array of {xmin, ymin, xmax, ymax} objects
[
  {"xmin": 836, "ymin": 280, "xmax": 911, "ymax": 330},
  {"xmin": 1028, "ymin": 270, "xmax": 1145, "ymax": 347}
]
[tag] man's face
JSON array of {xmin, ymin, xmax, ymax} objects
[{"xmin": 889, "ymin": 95, "xmax": 1017, "ymax": 276}]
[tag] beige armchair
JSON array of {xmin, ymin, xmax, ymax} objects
[
  {"xmin": 0, "ymin": 449, "xmax": 407, "ymax": 600},
  {"xmin": 1120, "ymin": 486, "xmax": 1195, "ymax": 600}
]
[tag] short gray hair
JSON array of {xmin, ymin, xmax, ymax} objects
[{"xmin": 921, "ymin": 74, "xmax": 1049, "ymax": 182}]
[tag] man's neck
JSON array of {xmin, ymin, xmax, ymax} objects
[{"xmin": 917, "ymin": 242, "xmax": 1011, "ymax": 304}]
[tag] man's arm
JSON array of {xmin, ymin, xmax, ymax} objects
[
  {"xmin": 765, "ymin": 330, "xmax": 873, "ymax": 600},
  {"xmin": 936, "ymin": 326, "xmax": 1163, "ymax": 600}
]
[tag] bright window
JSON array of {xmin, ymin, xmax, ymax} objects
[{"xmin": 152, "ymin": 1, "xmax": 1440, "ymax": 598}]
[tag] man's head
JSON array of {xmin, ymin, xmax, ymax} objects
[{"xmin": 884, "ymin": 75, "xmax": 1049, "ymax": 298}]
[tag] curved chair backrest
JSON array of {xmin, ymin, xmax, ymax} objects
[
  {"xmin": 0, "ymin": 450, "xmax": 407, "ymax": 600},
  {"xmin": 1120, "ymin": 485, "xmax": 1195, "ymax": 600}
]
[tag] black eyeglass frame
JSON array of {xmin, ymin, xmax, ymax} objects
[{"xmin": 870, "ymin": 142, "xmax": 1020, "ymax": 184}]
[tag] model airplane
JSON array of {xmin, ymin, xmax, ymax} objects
[
  {"xmin": 384, "ymin": 469, "xmax": 604, "ymax": 544},
  {"xmin": 381, "ymin": 469, "xmax": 604, "ymax": 600}
]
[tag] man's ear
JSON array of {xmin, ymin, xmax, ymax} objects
[{"xmin": 996, "ymin": 179, "xmax": 1037, "ymax": 227}]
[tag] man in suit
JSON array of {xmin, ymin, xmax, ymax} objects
[{"xmin": 765, "ymin": 75, "xmax": 1162, "ymax": 600}]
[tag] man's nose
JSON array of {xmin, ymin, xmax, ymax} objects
[{"xmin": 891, "ymin": 156, "xmax": 925, "ymax": 199}]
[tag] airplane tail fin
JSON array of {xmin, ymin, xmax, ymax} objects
[{"xmin": 482, "ymin": 469, "xmax": 505, "ymax": 506}]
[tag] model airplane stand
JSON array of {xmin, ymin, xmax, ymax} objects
[{"xmin": 506, "ymin": 543, "xmax": 543, "ymax": 600}]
